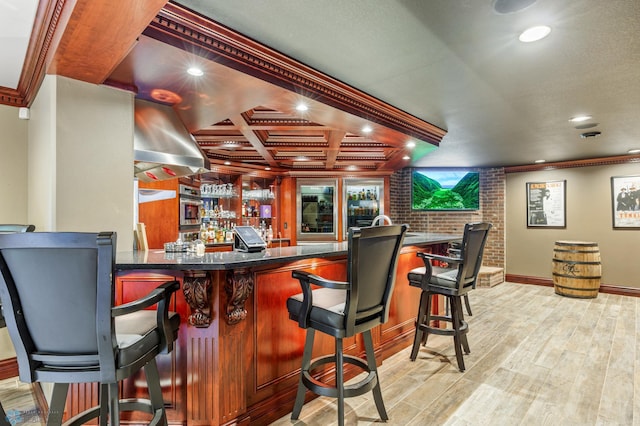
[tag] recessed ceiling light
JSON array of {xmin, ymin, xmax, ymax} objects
[
  {"xmin": 519, "ymin": 25, "xmax": 551, "ymax": 42},
  {"xmin": 224, "ymin": 161, "xmax": 231, "ymax": 165},
  {"xmin": 402, "ymin": 155, "xmax": 411, "ymax": 160},
  {"xmin": 295, "ymin": 103, "xmax": 308, "ymax": 112},
  {"xmin": 534, "ymin": 159, "xmax": 546, "ymax": 164},
  {"xmin": 569, "ymin": 115, "xmax": 593, "ymax": 123},
  {"xmin": 362, "ymin": 125, "xmax": 372, "ymax": 134},
  {"xmin": 265, "ymin": 167, "xmax": 271, "ymax": 170},
  {"xmin": 628, "ymin": 149, "xmax": 640, "ymax": 154},
  {"xmin": 187, "ymin": 67, "xmax": 204, "ymax": 76},
  {"xmin": 580, "ymin": 131, "xmax": 601, "ymax": 138},
  {"xmin": 406, "ymin": 141, "xmax": 416, "ymax": 149},
  {"xmin": 150, "ymin": 89, "xmax": 182, "ymax": 104}
]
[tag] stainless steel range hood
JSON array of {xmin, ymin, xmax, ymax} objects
[{"xmin": 134, "ymin": 99, "xmax": 210, "ymax": 182}]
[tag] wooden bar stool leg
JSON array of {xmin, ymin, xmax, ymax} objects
[
  {"xmin": 410, "ymin": 290, "xmax": 429, "ymax": 361},
  {"xmin": 363, "ymin": 330, "xmax": 387, "ymax": 421},
  {"xmin": 421, "ymin": 292, "xmax": 433, "ymax": 346},
  {"xmin": 464, "ymin": 294, "xmax": 472, "ymax": 316},
  {"xmin": 292, "ymin": 329, "xmax": 315, "ymax": 420},
  {"xmin": 0, "ymin": 401, "xmax": 9, "ymax": 426},
  {"xmin": 450, "ymin": 296, "xmax": 465, "ymax": 372},
  {"xmin": 335, "ymin": 337, "xmax": 345, "ymax": 426},
  {"xmin": 48, "ymin": 383, "xmax": 68, "ymax": 426}
]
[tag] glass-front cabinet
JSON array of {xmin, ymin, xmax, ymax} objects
[
  {"xmin": 297, "ymin": 178, "xmax": 337, "ymax": 242},
  {"xmin": 200, "ymin": 176, "xmax": 240, "ymax": 244},
  {"xmin": 241, "ymin": 176, "xmax": 276, "ymax": 231},
  {"xmin": 344, "ymin": 178, "xmax": 385, "ymax": 236}
]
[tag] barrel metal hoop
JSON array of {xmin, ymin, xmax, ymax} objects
[
  {"xmin": 555, "ymin": 283, "xmax": 599, "ymax": 291},
  {"xmin": 554, "ymin": 242, "xmax": 598, "ymax": 247},
  {"xmin": 552, "ymin": 273, "xmax": 601, "ymax": 279},
  {"xmin": 552, "ymin": 259, "xmax": 601, "ymax": 265}
]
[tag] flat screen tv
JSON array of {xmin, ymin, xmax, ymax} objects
[{"xmin": 411, "ymin": 168, "xmax": 480, "ymax": 211}]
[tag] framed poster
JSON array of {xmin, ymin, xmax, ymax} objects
[
  {"xmin": 611, "ymin": 175, "xmax": 640, "ymax": 229},
  {"xmin": 526, "ymin": 180, "xmax": 566, "ymax": 228}
]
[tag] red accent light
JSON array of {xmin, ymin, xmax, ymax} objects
[
  {"xmin": 145, "ymin": 171, "xmax": 158, "ymax": 180},
  {"xmin": 162, "ymin": 167, "xmax": 177, "ymax": 176}
]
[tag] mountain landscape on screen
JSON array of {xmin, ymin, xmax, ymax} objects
[{"xmin": 412, "ymin": 169, "xmax": 480, "ymax": 211}]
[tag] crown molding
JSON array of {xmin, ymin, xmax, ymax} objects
[
  {"xmin": 0, "ymin": 0, "xmax": 68, "ymax": 107},
  {"xmin": 504, "ymin": 154, "xmax": 640, "ymax": 173}
]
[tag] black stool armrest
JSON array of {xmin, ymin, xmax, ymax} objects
[
  {"xmin": 418, "ymin": 252, "xmax": 462, "ymax": 265},
  {"xmin": 112, "ymin": 280, "xmax": 180, "ymax": 353},
  {"xmin": 291, "ymin": 270, "xmax": 348, "ymax": 328}
]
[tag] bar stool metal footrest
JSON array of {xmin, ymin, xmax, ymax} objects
[{"xmin": 301, "ymin": 355, "xmax": 379, "ymax": 399}]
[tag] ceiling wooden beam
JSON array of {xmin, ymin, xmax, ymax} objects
[
  {"xmin": 229, "ymin": 113, "xmax": 278, "ymax": 167},
  {"xmin": 47, "ymin": 0, "xmax": 168, "ymax": 84},
  {"xmin": 325, "ymin": 130, "xmax": 346, "ymax": 169}
]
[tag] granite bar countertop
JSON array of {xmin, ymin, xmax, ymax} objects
[{"xmin": 116, "ymin": 232, "xmax": 460, "ymax": 271}]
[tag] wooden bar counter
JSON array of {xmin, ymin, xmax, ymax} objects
[{"xmin": 72, "ymin": 233, "xmax": 458, "ymax": 425}]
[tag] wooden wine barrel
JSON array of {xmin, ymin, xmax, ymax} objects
[{"xmin": 552, "ymin": 241, "xmax": 601, "ymax": 298}]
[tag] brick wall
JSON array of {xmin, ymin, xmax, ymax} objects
[{"xmin": 390, "ymin": 167, "xmax": 505, "ymax": 269}]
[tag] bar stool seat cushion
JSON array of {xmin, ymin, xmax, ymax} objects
[
  {"xmin": 408, "ymin": 266, "xmax": 459, "ymax": 288},
  {"xmin": 287, "ymin": 288, "xmax": 346, "ymax": 329},
  {"xmin": 115, "ymin": 311, "xmax": 181, "ymax": 367}
]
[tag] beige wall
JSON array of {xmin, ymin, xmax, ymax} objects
[
  {"xmin": 28, "ymin": 75, "xmax": 135, "ymax": 250},
  {"xmin": 0, "ymin": 104, "xmax": 28, "ymax": 223},
  {"xmin": 0, "ymin": 105, "xmax": 28, "ymax": 361},
  {"xmin": 506, "ymin": 163, "xmax": 640, "ymax": 288},
  {"xmin": 1, "ymin": 77, "xmax": 136, "ymax": 361}
]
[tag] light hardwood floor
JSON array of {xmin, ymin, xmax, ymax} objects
[
  {"xmin": 271, "ymin": 282, "xmax": 639, "ymax": 425},
  {"xmin": 1, "ymin": 282, "xmax": 637, "ymax": 425}
]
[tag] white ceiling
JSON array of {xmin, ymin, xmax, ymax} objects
[
  {"xmin": 0, "ymin": 0, "xmax": 38, "ymax": 89},
  {"xmin": 2, "ymin": 0, "xmax": 640, "ymax": 168},
  {"xmin": 176, "ymin": 0, "xmax": 640, "ymax": 167}
]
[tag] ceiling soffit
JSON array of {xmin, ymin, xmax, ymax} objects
[{"xmin": 143, "ymin": 2, "xmax": 446, "ymax": 147}]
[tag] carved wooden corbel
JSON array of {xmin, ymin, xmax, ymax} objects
[
  {"xmin": 224, "ymin": 268, "xmax": 254, "ymax": 325},
  {"xmin": 182, "ymin": 271, "xmax": 212, "ymax": 327}
]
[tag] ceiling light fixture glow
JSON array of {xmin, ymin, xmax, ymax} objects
[
  {"xmin": 224, "ymin": 161, "xmax": 231, "ymax": 165},
  {"xmin": 402, "ymin": 155, "xmax": 411, "ymax": 160},
  {"xmin": 187, "ymin": 67, "xmax": 204, "ymax": 76},
  {"xmin": 406, "ymin": 141, "xmax": 416, "ymax": 149},
  {"xmin": 628, "ymin": 149, "xmax": 640, "ymax": 154},
  {"xmin": 519, "ymin": 25, "xmax": 551, "ymax": 42},
  {"xmin": 569, "ymin": 115, "xmax": 593, "ymax": 122},
  {"xmin": 534, "ymin": 159, "xmax": 546, "ymax": 164},
  {"xmin": 295, "ymin": 103, "xmax": 308, "ymax": 112},
  {"xmin": 362, "ymin": 125, "xmax": 372, "ymax": 133}
]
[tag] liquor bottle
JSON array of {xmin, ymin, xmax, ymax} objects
[{"xmin": 267, "ymin": 225, "xmax": 274, "ymax": 247}]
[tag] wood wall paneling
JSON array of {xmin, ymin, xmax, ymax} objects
[{"xmin": 138, "ymin": 179, "xmax": 180, "ymax": 249}]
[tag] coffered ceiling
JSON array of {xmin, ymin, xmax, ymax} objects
[{"xmin": 2, "ymin": 0, "xmax": 640, "ymax": 174}]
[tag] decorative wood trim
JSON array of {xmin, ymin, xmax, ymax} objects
[
  {"xmin": 187, "ymin": 335, "xmax": 218, "ymax": 423},
  {"xmin": 0, "ymin": 0, "xmax": 68, "ymax": 107},
  {"xmin": 183, "ymin": 271, "xmax": 212, "ymax": 327},
  {"xmin": 505, "ymin": 274, "xmax": 640, "ymax": 298},
  {"xmin": 504, "ymin": 154, "xmax": 640, "ymax": 173},
  {"xmin": 142, "ymin": 3, "xmax": 446, "ymax": 146},
  {"xmin": 0, "ymin": 357, "xmax": 18, "ymax": 380},
  {"xmin": 224, "ymin": 269, "xmax": 254, "ymax": 325}
]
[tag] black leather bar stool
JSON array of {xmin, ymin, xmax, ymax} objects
[
  {"xmin": 0, "ymin": 231, "xmax": 180, "ymax": 425},
  {"xmin": 287, "ymin": 224, "xmax": 408, "ymax": 426},
  {"xmin": 407, "ymin": 222, "xmax": 491, "ymax": 372},
  {"xmin": 0, "ymin": 224, "xmax": 34, "ymax": 426}
]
